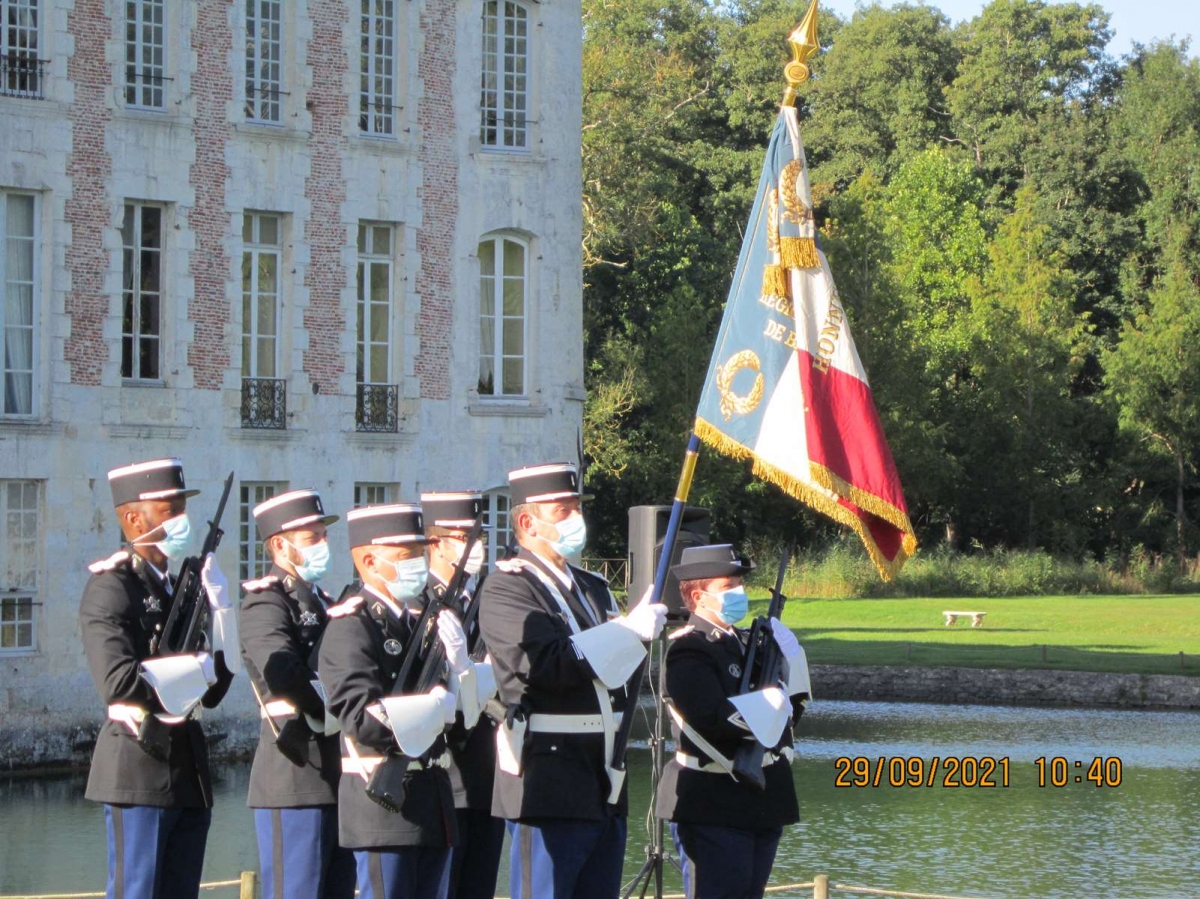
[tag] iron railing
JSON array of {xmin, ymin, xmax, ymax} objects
[
  {"xmin": 240, "ymin": 377, "xmax": 286, "ymax": 430},
  {"xmin": 1, "ymin": 55, "xmax": 46, "ymax": 100},
  {"xmin": 356, "ymin": 383, "xmax": 399, "ymax": 433}
]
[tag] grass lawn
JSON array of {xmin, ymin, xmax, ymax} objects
[{"xmin": 744, "ymin": 594, "xmax": 1200, "ymax": 676}]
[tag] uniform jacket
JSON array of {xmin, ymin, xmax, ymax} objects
[
  {"xmin": 476, "ymin": 548, "xmax": 628, "ymax": 822},
  {"xmin": 655, "ymin": 614, "xmax": 800, "ymax": 830},
  {"xmin": 239, "ymin": 565, "xmax": 342, "ymax": 808},
  {"xmin": 318, "ymin": 588, "xmax": 457, "ymax": 850},
  {"xmin": 80, "ymin": 551, "xmax": 232, "ymax": 807},
  {"xmin": 421, "ymin": 575, "xmax": 497, "ymax": 812}
]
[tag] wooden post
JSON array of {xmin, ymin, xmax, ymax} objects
[
  {"xmin": 813, "ymin": 874, "xmax": 829, "ymax": 899},
  {"xmin": 240, "ymin": 870, "xmax": 257, "ymax": 899},
  {"xmin": 1041, "ymin": 644, "xmax": 1047, "ymax": 663}
]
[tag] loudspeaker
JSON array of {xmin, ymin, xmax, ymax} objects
[{"xmin": 628, "ymin": 505, "xmax": 711, "ymax": 621}]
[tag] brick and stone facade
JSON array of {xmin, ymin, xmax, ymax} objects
[{"xmin": 0, "ymin": 0, "xmax": 584, "ymax": 741}]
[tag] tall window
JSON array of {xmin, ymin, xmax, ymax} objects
[
  {"xmin": 239, "ymin": 481, "xmax": 284, "ymax": 584},
  {"xmin": 359, "ymin": 0, "xmax": 395, "ymax": 135},
  {"xmin": 1, "ymin": 0, "xmax": 43, "ymax": 100},
  {"xmin": 354, "ymin": 482, "xmax": 394, "ymax": 507},
  {"xmin": 2, "ymin": 193, "xmax": 35, "ymax": 417},
  {"xmin": 482, "ymin": 489, "xmax": 511, "ymax": 565},
  {"xmin": 121, "ymin": 204, "xmax": 163, "ymax": 381},
  {"xmin": 355, "ymin": 224, "xmax": 397, "ymax": 430},
  {"xmin": 242, "ymin": 213, "xmax": 280, "ymax": 380},
  {"xmin": 478, "ymin": 234, "xmax": 526, "ymax": 397},
  {"xmin": 245, "ymin": 0, "xmax": 282, "ymax": 122},
  {"xmin": 125, "ymin": 0, "xmax": 165, "ymax": 109},
  {"xmin": 1, "ymin": 480, "xmax": 39, "ymax": 652},
  {"xmin": 480, "ymin": 0, "xmax": 528, "ymax": 149}
]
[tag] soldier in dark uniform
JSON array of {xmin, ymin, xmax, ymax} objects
[
  {"xmin": 655, "ymin": 544, "xmax": 811, "ymax": 899},
  {"xmin": 318, "ymin": 503, "xmax": 468, "ymax": 899},
  {"xmin": 419, "ymin": 491, "xmax": 503, "ymax": 899},
  {"xmin": 476, "ymin": 462, "xmax": 668, "ymax": 899},
  {"xmin": 240, "ymin": 489, "xmax": 356, "ymax": 899},
  {"xmin": 80, "ymin": 458, "xmax": 236, "ymax": 899}
]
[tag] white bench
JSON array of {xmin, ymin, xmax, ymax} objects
[{"xmin": 943, "ymin": 611, "xmax": 987, "ymax": 628}]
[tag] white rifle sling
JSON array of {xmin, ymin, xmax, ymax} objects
[
  {"xmin": 728, "ymin": 686, "xmax": 790, "ymax": 749},
  {"xmin": 139, "ymin": 653, "xmax": 213, "ymax": 717},
  {"xmin": 379, "ymin": 693, "xmax": 444, "ymax": 758},
  {"xmin": 667, "ymin": 701, "xmax": 735, "ymax": 776}
]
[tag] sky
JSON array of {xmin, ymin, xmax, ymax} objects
[{"xmin": 820, "ymin": 0, "xmax": 1200, "ymax": 56}]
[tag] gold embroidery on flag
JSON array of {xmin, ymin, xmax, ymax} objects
[
  {"xmin": 767, "ymin": 189, "xmax": 780, "ymax": 254},
  {"xmin": 716, "ymin": 350, "xmax": 765, "ymax": 421},
  {"xmin": 780, "ymin": 160, "xmax": 811, "ymax": 226}
]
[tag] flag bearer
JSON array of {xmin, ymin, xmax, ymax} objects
[
  {"xmin": 419, "ymin": 491, "xmax": 504, "ymax": 899},
  {"xmin": 655, "ymin": 544, "xmax": 811, "ymax": 899},
  {"xmin": 240, "ymin": 489, "xmax": 355, "ymax": 899},
  {"xmin": 318, "ymin": 504, "xmax": 467, "ymax": 899},
  {"xmin": 80, "ymin": 458, "xmax": 236, "ymax": 899},
  {"xmin": 477, "ymin": 462, "xmax": 668, "ymax": 899}
]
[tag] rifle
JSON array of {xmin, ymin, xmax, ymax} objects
[
  {"xmin": 139, "ymin": 471, "xmax": 234, "ymax": 760},
  {"xmin": 364, "ymin": 518, "xmax": 485, "ymax": 812},
  {"xmin": 730, "ymin": 545, "xmax": 792, "ymax": 790}
]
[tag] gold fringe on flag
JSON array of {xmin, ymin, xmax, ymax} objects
[
  {"xmin": 779, "ymin": 237, "xmax": 819, "ymax": 269},
  {"xmin": 808, "ymin": 462, "xmax": 919, "ymax": 558},
  {"xmin": 762, "ymin": 264, "xmax": 788, "ymax": 300}
]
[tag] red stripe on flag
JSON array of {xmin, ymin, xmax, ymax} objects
[{"xmin": 797, "ymin": 349, "xmax": 911, "ymax": 563}]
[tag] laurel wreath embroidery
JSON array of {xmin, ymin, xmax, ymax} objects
[
  {"xmin": 717, "ymin": 350, "xmax": 765, "ymax": 421},
  {"xmin": 780, "ymin": 160, "xmax": 812, "ymax": 226},
  {"xmin": 767, "ymin": 188, "xmax": 780, "ymax": 254}
]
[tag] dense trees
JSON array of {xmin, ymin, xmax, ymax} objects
[{"xmin": 580, "ymin": 0, "xmax": 1200, "ymax": 570}]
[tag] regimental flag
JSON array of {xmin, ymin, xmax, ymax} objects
[{"xmin": 695, "ymin": 104, "xmax": 917, "ymax": 579}]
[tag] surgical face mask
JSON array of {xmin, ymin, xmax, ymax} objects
[
  {"xmin": 381, "ymin": 556, "xmax": 429, "ymax": 602},
  {"xmin": 705, "ymin": 586, "xmax": 749, "ymax": 626},
  {"xmin": 534, "ymin": 512, "xmax": 587, "ymax": 560},
  {"xmin": 133, "ymin": 513, "xmax": 192, "ymax": 561},
  {"xmin": 463, "ymin": 541, "xmax": 485, "ymax": 577},
  {"xmin": 286, "ymin": 538, "xmax": 331, "ymax": 584}
]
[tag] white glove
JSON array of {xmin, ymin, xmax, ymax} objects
[
  {"xmin": 201, "ymin": 553, "xmax": 231, "ymax": 610},
  {"xmin": 197, "ymin": 652, "xmax": 217, "ymax": 686},
  {"xmin": 770, "ymin": 618, "xmax": 801, "ymax": 659},
  {"xmin": 430, "ymin": 684, "xmax": 457, "ymax": 724},
  {"xmin": 437, "ymin": 610, "xmax": 470, "ymax": 674},
  {"xmin": 616, "ymin": 587, "xmax": 667, "ymax": 641}
]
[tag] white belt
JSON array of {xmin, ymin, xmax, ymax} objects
[
  {"xmin": 528, "ymin": 711, "xmax": 624, "ymax": 734},
  {"xmin": 341, "ymin": 753, "xmax": 451, "ymax": 777},
  {"xmin": 107, "ymin": 703, "xmax": 188, "ymax": 734},
  {"xmin": 259, "ymin": 699, "xmax": 296, "ymax": 719},
  {"xmin": 674, "ymin": 747, "xmax": 793, "ymax": 774}
]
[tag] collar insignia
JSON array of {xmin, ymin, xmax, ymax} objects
[
  {"xmin": 373, "ymin": 602, "xmax": 386, "ymax": 618},
  {"xmin": 384, "ymin": 638, "xmax": 403, "ymax": 656},
  {"xmin": 299, "ymin": 610, "xmax": 320, "ymax": 627}
]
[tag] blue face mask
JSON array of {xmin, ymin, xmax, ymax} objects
[
  {"xmin": 382, "ymin": 556, "xmax": 428, "ymax": 602},
  {"xmin": 286, "ymin": 538, "xmax": 331, "ymax": 584},
  {"xmin": 536, "ymin": 512, "xmax": 587, "ymax": 561},
  {"xmin": 134, "ymin": 513, "xmax": 192, "ymax": 561},
  {"xmin": 706, "ymin": 586, "xmax": 749, "ymax": 626}
]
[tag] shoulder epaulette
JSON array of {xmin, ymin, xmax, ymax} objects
[
  {"xmin": 88, "ymin": 550, "xmax": 130, "ymax": 574},
  {"xmin": 242, "ymin": 575, "xmax": 281, "ymax": 593},
  {"xmin": 327, "ymin": 595, "xmax": 365, "ymax": 618},
  {"xmin": 669, "ymin": 625, "xmax": 696, "ymax": 640},
  {"xmin": 494, "ymin": 558, "xmax": 530, "ymax": 574}
]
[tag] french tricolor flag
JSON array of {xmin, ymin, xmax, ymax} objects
[{"xmin": 695, "ymin": 105, "xmax": 917, "ymax": 579}]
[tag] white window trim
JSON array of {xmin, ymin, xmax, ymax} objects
[
  {"xmin": 482, "ymin": 488, "xmax": 512, "ymax": 566},
  {"xmin": 353, "ymin": 482, "xmax": 396, "ymax": 508},
  {"xmin": 480, "ymin": 0, "xmax": 530, "ymax": 152},
  {"xmin": 239, "ymin": 481, "xmax": 285, "ymax": 584},
  {"xmin": 125, "ymin": 0, "xmax": 167, "ymax": 110},
  {"xmin": 357, "ymin": 223, "xmax": 396, "ymax": 388},
  {"xmin": 245, "ymin": 0, "xmax": 283, "ymax": 124},
  {"xmin": 0, "ymin": 0, "xmax": 43, "ymax": 100},
  {"xmin": 477, "ymin": 232, "xmax": 528, "ymax": 399},
  {"xmin": 1, "ymin": 191, "xmax": 38, "ymax": 419},
  {"xmin": 0, "ymin": 479, "xmax": 41, "ymax": 655},
  {"xmin": 359, "ymin": 0, "xmax": 397, "ymax": 138},
  {"xmin": 121, "ymin": 203, "xmax": 165, "ymax": 384},
  {"xmin": 242, "ymin": 213, "xmax": 282, "ymax": 379}
]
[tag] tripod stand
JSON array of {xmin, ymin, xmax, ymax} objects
[{"xmin": 621, "ymin": 626, "xmax": 683, "ymax": 899}]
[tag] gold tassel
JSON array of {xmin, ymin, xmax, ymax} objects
[
  {"xmin": 779, "ymin": 237, "xmax": 819, "ymax": 270},
  {"xmin": 762, "ymin": 264, "xmax": 788, "ymax": 300}
]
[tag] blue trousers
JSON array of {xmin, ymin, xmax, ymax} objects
[
  {"xmin": 508, "ymin": 816, "xmax": 628, "ymax": 899},
  {"xmin": 671, "ymin": 822, "xmax": 782, "ymax": 899},
  {"xmin": 355, "ymin": 846, "xmax": 452, "ymax": 899},
  {"xmin": 254, "ymin": 807, "xmax": 356, "ymax": 899},
  {"xmin": 448, "ymin": 808, "xmax": 506, "ymax": 899},
  {"xmin": 103, "ymin": 804, "xmax": 211, "ymax": 899}
]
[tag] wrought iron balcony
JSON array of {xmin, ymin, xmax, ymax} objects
[
  {"xmin": 356, "ymin": 383, "xmax": 399, "ymax": 433},
  {"xmin": 241, "ymin": 377, "xmax": 287, "ymax": 429},
  {"xmin": 1, "ymin": 55, "xmax": 46, "ymax": 100}
]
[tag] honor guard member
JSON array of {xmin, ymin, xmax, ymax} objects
[
  {"xmin": 477, "ymin": 463, "xmax": 668, "ymax": 899},
  {"xmin": 420, "ymin": 491, "xmax": 503, "ymax": 899},
  {"xmin": 318, "ymin": 504, "xmax": 467, "ymax": 899},
  {"xmin": 240, "ymin": 489, "xmax": 356, "ymax": 899},
  {"xmin": 80, "ymin": 459, "xmax": 236, "ymax": 899},
  {"xmin": 655, "ymin": 545, "xmax": 811, "ymax": 899}
]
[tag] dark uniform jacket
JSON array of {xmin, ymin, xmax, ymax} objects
[
  {"xmin": 318, "ymin": 587, "xmax": 457, "ymax": 850},
  {"xmin": 655, "ymin": 614, "xmax": 800, "ymax": 830},
  {"xmin": 421, "ymin": 575, "xmax": 497, "ymax": 812},
  {"xmin": 476, "ymin": 548, "xmax": 628, "ymax": 822},
  {"xmin": 80, "ymin": 550, "xmax": 233, "ymax": 807},
  {"xmin": 240, "ymin": 565, "xmax": 342, "ymax": 808}
]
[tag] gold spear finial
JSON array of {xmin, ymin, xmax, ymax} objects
[{"xmin": 782, "ymin": 0, "xmax": 820, "ymax": 107}]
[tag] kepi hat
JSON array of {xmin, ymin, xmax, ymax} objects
[
  {"xmin": 507, "ymin": 462, "xmax": 592, "ymax": 506},
  {"xmin": 347, "ymin": 503, "xmax": 435, "ymax": 548},
  {"xmin": 108, "ymin": 458, "xmax": 199, "ymax": 507},
  {"xmin": 671, "ymin": 544, "xmax": 756, "ymax": 581},
  {"xmin": 254, "ymin": 489, "xmax": 338, "ymax": 541},
  {"xmin": 420, "ymin": 492, "xmax": 483, "ymax": 530}
]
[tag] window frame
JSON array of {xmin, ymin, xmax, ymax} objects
[
  {"xmin": 244, "ymin": 0, "xmax": 283, "ymax": 124},
  {"xmin": 0, "ymin": 479, "xmax": 41, "ymax": 655},
  {"xmin": 482, "ymin": 488, "xmax": 512, "ymax": 566},
  {"xmin": 356, "ymin": 222, "xmax": 395, "ymax": 389},
  {"xmin": 480, "ymin": 0, "xmax": 530, "ymax": 151},
  {"xmin": 241, "ymin": 212, "xmax": 282, "ymax": 380},
  {"xmin": 477, "ymin": 233, "xmax": 528, "ymax": 399},
  {"xmin": 1, "ymin": 190, "xmax": 38, "ymax": 419},
  {"xmin": 239, "ymin": 481, "xmax": 286, "ymax": 585},
  {"xmin": 120, "ymin": 203, "xmax": 165, "ymax": 383},
  {"xmin": 353, "ymin": 482, "xmax": 395, "ymax": 508},
  {"xmin": 359, "ymin": 0, "xmax": 397, "ymax": 137},
  {"xmin": 0, "ymin": 0, "xmax": 44, "ymax": 100},
  {"xmin": 124, "ymin": 0, "xmax": 167, "ymax": 110}
]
